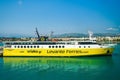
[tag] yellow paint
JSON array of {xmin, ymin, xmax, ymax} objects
[{"xmin": 3, "ymin": 48, "xmax": 114, "ymax": 56}]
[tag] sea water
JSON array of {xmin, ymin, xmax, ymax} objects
[
  {"xmin": 0, "ymin": 43, "xmax": 120, "ymax": 80},
  {"xmin": 0, "ymin": 42, "xmax": 3, "ymax": 46}
]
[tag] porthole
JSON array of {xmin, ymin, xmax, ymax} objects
[
  {"xmin": 27, "ymin": 46, "xmax": 29, "ymax": 48},
  {"xmin": 21, "ymin": 46, "xmax": 23, "ymax": 48},
  {"xmin": 49, "ymin": 46, "xmax": 51, "ymax": 48},
  {"xmin": 37, "ymin": 46, "xmax": 39, "ymax": 48}
]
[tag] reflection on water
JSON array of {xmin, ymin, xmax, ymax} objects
[
  {"xmin": 0, "ymin": 57, "xmax": 116, "ymax": 80},
  {"xmin": 3, "ymin": 57, "xmax": 113, "ymax": 72}
]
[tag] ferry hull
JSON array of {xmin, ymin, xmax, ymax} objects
[{"xmin": 3, "ymin": 48, "xmax": 114, "ymax": 56}]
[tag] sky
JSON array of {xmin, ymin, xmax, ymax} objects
[{"xmin": 0, "ymin": 0, "xmax": 120, "ymax": 36}]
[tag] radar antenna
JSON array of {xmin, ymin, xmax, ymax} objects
[{"xmin": 88, "ymin": 30, "xmax": 93, "ymax": 40}]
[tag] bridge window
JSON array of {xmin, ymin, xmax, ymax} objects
[{"xmin": 78, "ymin": 42, "xmax": 97, "ymax": 45}]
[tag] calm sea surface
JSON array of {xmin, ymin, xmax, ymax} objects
[{"xmin": 0, "ymin": 43, "xmax": 120, "ymax": 80}]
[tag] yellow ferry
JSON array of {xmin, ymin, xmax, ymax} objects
[
  {"xmin": 3, "ymin": 29, "xmax": 116, "ymax": 57},
  {"xmin": 3, "ymin": 40, "xmax": 116, "ymax": 56}
]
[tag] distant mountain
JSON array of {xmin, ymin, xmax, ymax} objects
[
  {"xmin": 54, "ymin": 33, "xmax": 88, "ymax": 38},
  {"xmin": 93, "ymin": 33, "xmax": 119, "ymax": 37},
  {"xmin": 0, "ymin": 32, "xmax": 119, "ymax": 38},
  {"xmin": 53, "ymin": 33, "xmax": 119, "ymax": 38}
]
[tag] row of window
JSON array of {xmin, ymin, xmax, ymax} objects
[
  {"xmin": 6, "ymin": 43, "xmax": 66, "ymax": 45},
  {"xmin": 49, "ymin": 46, "xmax": 65, "ymax": 48},
  {"xmin": 78, "ymin": 42, "xmax": 97, "ymax": 44},
  {"xmin": 6, "ymin": 42, "xmax": 56, "ymax": 45},
  {"xmin": 13, "ymin": 45, "xmax": 92, "ymax": 48},
  {"xmin": 14, "ymin": 45, "xmax": 65, "ymax": 48},
  {"xmin": 14, "ymin": 45, "xmax": 40, "ymax": 48},
  {"xmin": 7, "ymin": 44, "xmax": 98, "ymax": 49}
]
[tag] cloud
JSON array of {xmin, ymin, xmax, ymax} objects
[
  {"xmin": 106, "ymin": 27, "xmax": 118, "ymax": 31},
  {"xmin": 18, "ymin": 0, "xmax": 23, "ymax": 5}
]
